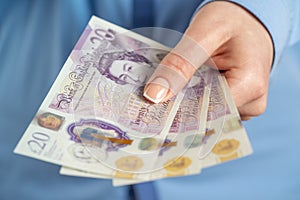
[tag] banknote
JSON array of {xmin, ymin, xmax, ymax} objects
[
  {"xmin": 14, "ymin": 15, "xmax": 252, "ymax": 185},
  {"xmin": 60, "ymin": 166, "xmax": 111, "ymax": 179},
  {"xmin": 59, "ymin": 68, "xmax": 253, "ymax": 186},
  {"xmin": 112, "ymin": 68, "xmax": 211, "ymax": 183},
  {"xmin": 14, "ymin": 16, "xmax": 188, "ymax": 177},
  {"xmin": 200, "ymin": 74, "xmax": 253, "ymax": 168},
  {"xmin": 112, "ymin": 68, "xmax": 253, "ymax": 186},
  {"xmin": 59, "ymin": 67, "xmax": 211, "ymax": 184}
]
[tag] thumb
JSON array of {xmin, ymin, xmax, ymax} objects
[{"xmin": 143, "ymin": 19, "xmax": 225, "ymax": 103}]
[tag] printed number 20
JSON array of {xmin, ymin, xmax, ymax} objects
[{"xmin": 27, "ymin": 132, "xmax": 50, "ymax": 155}]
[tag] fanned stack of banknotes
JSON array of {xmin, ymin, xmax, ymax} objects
[{"xmin": 14, "ymin": 16, "xmax": 252, "ymax": 186}]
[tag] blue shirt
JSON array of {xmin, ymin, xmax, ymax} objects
[{"xmin": 0, "ymin": 0, "xmax": 299, "ymax": 200}]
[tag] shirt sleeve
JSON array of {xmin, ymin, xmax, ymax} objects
[{"xmin": 195, "ymin": 0, "xmax": 300, "ymax": 70}]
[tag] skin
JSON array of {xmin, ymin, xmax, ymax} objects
[{"xmin": 143, "ymin": 1, "xmax": 273, "ymax": 120}]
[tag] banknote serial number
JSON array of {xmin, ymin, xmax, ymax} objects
[{"xmin": 27, "ymin": 132, "xmax": 50, "ymax": 155}]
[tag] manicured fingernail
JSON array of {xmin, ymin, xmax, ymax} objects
[{"xmin": 143, "ymin": 77, "xmax": 169, "ymax": 104}]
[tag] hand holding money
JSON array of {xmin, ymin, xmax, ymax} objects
[
  {"xmin": 14, "ymin": 15, "xmax": 252, "ymax": 186},
  {"xmin": 143, "ymin": 1, "xmax": 273, "ymax": 120}
]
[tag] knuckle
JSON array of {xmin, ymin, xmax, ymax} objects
[
  {"xmin": 252, "ymin": 78, "xmax": 267, "ymax": 99},
  {"xmin": 240, "ymin": 116, "xmax": 252, "ymax": 121},
  {"xmin": 162, "ymin": 53, "xmax": 195, "ymax": 79},
  {"xmin": 251, "ymin": 98, "xmax": 267, "ymax": 116},
  {"xmin": 238, "ymin": 96, "xmax": 267, "ymax": 117},
  {"xmin": 254, "ymin": 101, "xmax": 267, "ymax": 116}
]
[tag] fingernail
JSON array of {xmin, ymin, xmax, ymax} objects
[{"xmin": 143, "ymin": 77, "xmax": 169, "ymax": 104}]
